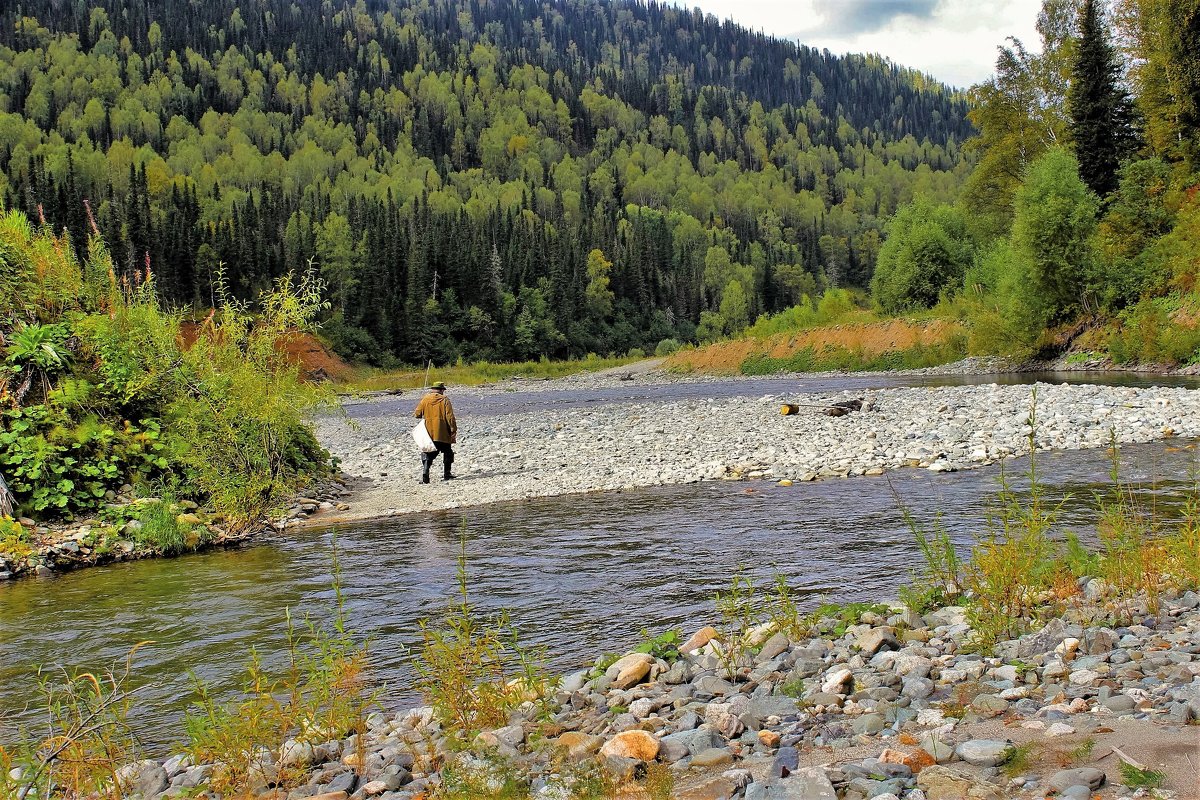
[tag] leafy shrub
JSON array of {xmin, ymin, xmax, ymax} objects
[
  {"xmin": 0, "ymin": 515, "xmax": 32, "ymax": 559},
  {"xmin": 1105, "ymin": 298, "xmax": 1200, "ymax": 366},
  {"xmin": 131, "ymin": 494, "xmax": 209, "ymax": 555},
  {"xmin": 654, "ymin": 338, "xmax": 682, "ymax": 356},
  {"xmin": 633, "ymin": 628, "xmax": 681, "ymax": 663},
  {"xmin": 871, "ymin": 201, "xmax": 975, "ymax": 314},
  {"xmin": 744, "ymin": 288, "xmax": 864, "ymax": 338},
  {"xmin": 1, "ymin": 208, "xmax": 334, "ymax": 524},
  {"xmin": 0, "ymin": 405, "xmax": 168, "ymax": 516}
]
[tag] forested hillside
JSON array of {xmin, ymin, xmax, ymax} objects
[
  {"xmin": 0, "ymin": 0, "xmax": 971, "ymax": 365},
  {"xmin": 864, "ymin": 0, "xmax": 1200, "ymax": 369}
]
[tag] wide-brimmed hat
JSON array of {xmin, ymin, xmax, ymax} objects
[{"xmin": 430, "ymin": 381, "xmax": 447, "ymax": 390}]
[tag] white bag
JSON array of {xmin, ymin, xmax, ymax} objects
[{"xmin": 412, "ymin": 419, "xmax": 437, "ymax": 453}]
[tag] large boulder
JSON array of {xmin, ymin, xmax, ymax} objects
[
  {"xmin": 599, "ymin": 730, "xmax": 659, "ymax": 761},
  {"xmin": 954, "ymin": 739, "xmax": 1013, "ymax": 767}
]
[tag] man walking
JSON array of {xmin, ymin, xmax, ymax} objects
[{"xmin": 413, "ymin": 381, "xmax": 457, "ymax": 483}]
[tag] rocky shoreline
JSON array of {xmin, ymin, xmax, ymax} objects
[
  {"xmin": 313, "ymin": 378, "xmax": 1200, "ymax": 523},
  {"xmin": 0, "ymin": 476, "xmax": 355, "ymax": 581},
  {"xmin": 63, "ymin": 582, "xmax": 1200, "ymax": 799}
]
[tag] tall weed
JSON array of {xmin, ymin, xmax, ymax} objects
[
  {"xmin": 963, "ymin": 395, "xmax": 1061, "ymax": 651},
  {"xmin": 0, "ymin": 644, "xmax": 147, "ymax": 800},
  {"xmin": 184, "ymin": 545, "xmax": 373, "ymax": 796},
  {"xmin": 893, "ymin": 481, "xmax": 962, "ymax": 613},
  {"xmin": 415, "ymin": 531, "xmax": 547, "ymax": 745}
]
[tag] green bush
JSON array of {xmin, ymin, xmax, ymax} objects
[
  {"xmin": 654, "ymin": 338, "xmax": 682, "ymax": 356},
  {"xmin": 1106, "ymin": 299, "xmax": 1200, "ymax": 365},
  {"xmin": 744, "ymin": 288, "xmax": 863, "ymax": 338},
  {"xmin": 0, "ymin": 208, "xmax": 334, "ymax": 524},
  {"xmin": 871, "ymin": 200, "xmax": 975, "ymax": 314},
  {"xmin": 0, "ymin": 405, "xmax": 168, "ymax": 516}
]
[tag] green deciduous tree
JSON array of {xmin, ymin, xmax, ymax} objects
[
  {"xmin": 584, "ymin": 248, "xmax": 614, "ymax": 320},
  {"xmin": 871, "ymin": 201, "xmax": 975, "ymax": 313},
  {"xmin": 963, "ymin": 0, "xmax": 1079, "ymax": 239},
  {"xmin": 1011, "ymin": 147, "xmax": 1101, "ymax": 321}
]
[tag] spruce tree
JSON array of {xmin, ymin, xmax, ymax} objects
[{"xmin": 1068, "ymin": 0, "xmax": 1140, "ymax": 197}]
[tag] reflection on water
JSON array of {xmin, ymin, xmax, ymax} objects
[{"xmin": 1, "ymin": 439, "xmax": 1196, "ymax": 751}]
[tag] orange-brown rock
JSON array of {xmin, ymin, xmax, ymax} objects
[
  {"xmin": 607, "ymin": 653, "xmax": 654, "ymax": 689},
  {"xmin": 880, "ymin": 747, "xmax": 936, "ymax": 774},
  {"xmin": 599, "ymin": 730, "xmax": 660, "ymax": 761},
  {"xmin": 757, "ymin": 730, "xmax": 781, "ymax": 748},
  {"xmin": 679, "ymin": 625, "xmax": 720, "ymax": 654}
]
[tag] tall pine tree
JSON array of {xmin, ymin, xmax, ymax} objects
[{"xmin": 1068, "ymin": 0, "xmax": 1140, "ymax": 197}]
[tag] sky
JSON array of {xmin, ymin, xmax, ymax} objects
[{"xmin": 677, "ymin": 0, "xmax": 1043, "ymax": 88}]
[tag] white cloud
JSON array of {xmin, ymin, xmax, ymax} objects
[{"xmin": 675, "ymin": 0, "xmax": 1043, "ymax": 88}]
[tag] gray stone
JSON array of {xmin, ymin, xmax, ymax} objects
[
  {"xmin": 780, "ymin": 767, "xmax": 837, "ymax": 800},
  {"xmin": 321, "ymin": 770, "xmax": 357, "ymax": 794},
  {"xmin": 690, "ymin": 747, "xmax": 734, "ymax": 768},
  {"xmin": 759, "ymin": 632, "xmax": 790, "ymax": 661},
  {"xmin": 856, "ymin": 627, "xmax": 899, "ymax": 656},
  {"xmin": 660, "ymin": 727, "xmax": 723, "ymax": 756},
  {"xmin": 970, "ymin": 694, "xmax": 1010, "ymax": 715},
  {"xmin": 1101, "ymin": 694, "xmax": 1137, "ymax": 715},
  {"xmin": 748, "ymin": 695, "xmax": 800, "ymax": 720},
  {"xmin": 281, "ymin": 738, "xmax": 315, "ymax": 768},
  {"xmin": 954, "ymin": 739, "xmax": 1012, "ymax": 767},
  {"xmin": 901, "ymin": 677, "xmax": 934, "ymax": 699},
  {"xmin": 560, "ymin": 670, "xmax": 588, "ymax": 693},
  {"xmin": 1015, "ymin": 618, "xmax": 1069, "ymax": 658},
  {"xmin": 852, "ymin": 713, "xmax": 886, "ymax": 735},
  {"xmin": 493, "ymin": 724, "xmax": 524, "ymax": 747},
  {"xmin": 771, "ymin": 746, "xmax": 800, "ymax": 779},
  {"xmin": 893, "ymin": 655, "xmax": 933, "ymax": 679},
  {"xmin": 919, "ymin": 735, "xmax": 954, "ymax": 764},
  {"xmin": 657, "ymin": 737, "xmax": 689, "ymax": 762},
  {"xmin": 1059, "ymin": 785, "xmax": 1092, "ymax": 800},
  {"xmin": 695, "ymin": 675, "xmax": 736, "ymax": 696},
  {"xmin": 1048, "ymin": 768, "xmax": 1106, "ymax": 792},
  {"xmin": 116, "ymin": 761, "xmax": 168, "ymax": 798}
]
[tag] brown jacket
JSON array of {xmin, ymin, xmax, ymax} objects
[{"xmin": 413, "ymin": 391, "xmax": 457, "ymax": 443}]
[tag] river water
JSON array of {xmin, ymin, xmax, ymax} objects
[{"xmin": 1, "ymin": 371, "xmax": 1197, "ymax": 751}]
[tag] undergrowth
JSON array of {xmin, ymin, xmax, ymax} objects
[
  {"xmin": 896, "ymin": 391, "xmax": 1200, "ymax": 654},
  {"xmin": 415, "ymin": 529, "xmax": 547, "ymax": 746},
  {"xmin": 740, "ymin": 337, "xmax": 966, "ymax": 375}
]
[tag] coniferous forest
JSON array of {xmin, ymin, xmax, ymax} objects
[{"xmin": 0, "ymin": 0, "xmax": 972, "ymax": 365}]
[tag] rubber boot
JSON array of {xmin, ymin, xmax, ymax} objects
[
  {"xmin": 443, "ymin": 448, "xmax": 455, "ymax": 480},
  {"xmin": 420, "ymin": 453, "xmax": 431, "ymax": 484}
]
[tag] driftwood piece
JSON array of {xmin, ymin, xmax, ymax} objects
[
  {"xmin": 0, "ymin": 471, "xmax": 12, "ymax": 518},
  {"xmin": 618, "ymin": 372, "xmax": 635, "ymax": 381},
  {"xmin": 1109, "ymin": 746, "xmax": 1147, "ymax": 771},
  {"xmin": 781, "ymin": 397, "xmax": 867, "ymax": 417}
]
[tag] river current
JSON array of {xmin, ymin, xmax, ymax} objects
[{"xmin": 1, "ymin": 371, "xmax": 1196, "ymax": 750}]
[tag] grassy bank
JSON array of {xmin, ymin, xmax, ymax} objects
[
  {"xmin": 342, "ymin": 354, "xmax": 643, "ymax": 393},
  {"xmin": 0, "ymin": 206, "xmax": 333, "ymax": 545},
  {"xmin": 665, "ymin": 317, "xmax": 967, "ymax": 376}
]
